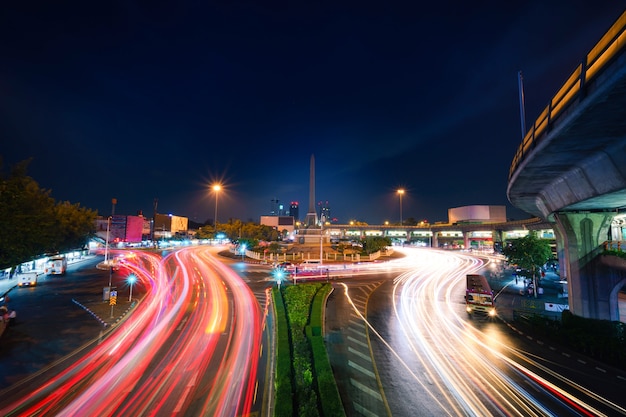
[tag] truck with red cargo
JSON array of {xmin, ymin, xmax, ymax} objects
[
  {"xmin": 45, "ymin": 256, "xmax": 67, "ymax": 275},
  {"xmin": 465, "ymin": 274, "xmax": 496, "ymax": 319}
]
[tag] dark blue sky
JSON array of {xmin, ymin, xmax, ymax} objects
[{"xmin": 2, "ymin": 2, "xmax": 625, "ymax": 224}]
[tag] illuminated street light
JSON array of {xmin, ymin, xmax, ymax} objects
[
  {"xmin": 127, "ymin": 274, "xmax": 137, "ymax": 302},
  {"xmin": 240, "ymin": 243, "xmax": 246, "ymax": 261},
  {"xmin": 104, "ymin": 216, "xmax": 111, "ymax": 263},
  {"xmin": 397, "ymin": 189, "xmax": 405, "ymax": 225},
  {"xmin": 105, "ymin": 215, "xmax": 113, "ymax": 289},
  {"xmin": 320, "ymin": 215, "xmax": 325, "ymax": 265},
  {"xmin": 212, "ymin": 184, "xmax": 221, "ymax": 232},
  {"xmin": 272, "ymin": 267, "xmax": 286, "ymax": 288}
]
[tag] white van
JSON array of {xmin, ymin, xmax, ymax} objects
[
  {"xmin": 299, "ymin": 260, "xmax": 322, "ymax": 270},
  {"xmin": 18, "ymin": 272, "xmax": 38, "ymax": 287}
]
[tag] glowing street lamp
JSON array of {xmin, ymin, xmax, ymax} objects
[
  {"xmin": 272, "ymin": 267, "xmax": 286, "ymax": 288},
  {"xmin": 397, "ymin": 189, "xmax": 405, "ymax": 225},
  {"xmin": 212, "ymin": 184, "xmax": 221, "ymax": 232},
  {"xmin": 105, "ymin": 215, "xmax": 114, "ymax": 289},
  {"xmin": 127, "ymin": 274, "xmax": 137, "ymax": 302}
]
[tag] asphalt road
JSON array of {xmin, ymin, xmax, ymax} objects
[
  {"xmin": 0, "ymin": 248, "xmax": 272, "ymax": 416},
  {"xmin": 0, "ymin": 257, "xmax": 136, "ymax": 387},
  {"xmin": 325, "ymin": 248, "xmax": 626, "ymax": 416},
  {"xmin": 3, "ymin": 248, "xmax": 626, "ymax": 416}
]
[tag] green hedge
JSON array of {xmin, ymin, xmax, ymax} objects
[
  {"xmin": 604, "ymin": 249, "xmax": 626, "ymax": 260},
  {"xmin": 273, "ymin": 287, "xmax": 294, "ymax": 417},
  {"xmin": 516, "ymin": 310, "xmax": 626, "ymax": 368},
  {"xmin": 273, "ymin": 283, "xmax": 346, "ymax": 417},
  {"xmin": 560, "ymin": 310, "xmax": 626, "ymax": 366},
  {"xmin": 284, "ymin": 283, "xmax": 321, "ymax": 417}
]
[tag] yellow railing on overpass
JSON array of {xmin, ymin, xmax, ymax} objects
[
  {"xmin": 509, "ymin": 10, "xmax": 626, "ymax": 180},
  {"xmin": 604, "ymin": 240, "xmax": 626, "ymax": 252}
]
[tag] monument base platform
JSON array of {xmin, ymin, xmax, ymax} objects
[{"xmin": 296, "ymin": 228, "xmax": 326, "ymax": 245}]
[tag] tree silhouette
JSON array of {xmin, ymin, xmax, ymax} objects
[{"xmin": 0, "ymin": 159, "xmax": 96, "ymax": 270}]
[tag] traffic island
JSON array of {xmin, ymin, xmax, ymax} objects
[{"xmin": 72, "ymin": 297, "xmax": 136, "ymax": 327}]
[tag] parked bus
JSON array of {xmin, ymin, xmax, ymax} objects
[
  {"xmin": 45, "ymin": 256, "xmax": 67, "ymax": 275},
  {"xmin": 465, "ymin": 274, "xmax": 496, "ymax": 319}
]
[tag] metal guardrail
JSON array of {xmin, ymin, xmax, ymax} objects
[{"xmin": 509, "ymin": 10, "xmax": 626, "ymax": 180}]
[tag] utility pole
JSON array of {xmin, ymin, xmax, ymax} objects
[
  {"xmin": 152, "ymin": 198, "xmax": 158, "ymax": 247},
  {"xmin": 518, "ymin": 70, "xmax": 527, "ymax": 141},
  {"xmin": 320, "ymin": 214, "xmax": 325, "ymax": 264}
]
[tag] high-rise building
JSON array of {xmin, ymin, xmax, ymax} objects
[
  {"xmin": 270, "ymin": 198, "xmax": 279, "ymax": 215},
  {"xmin": 318, "ymin": 200, "xmax": 331, "ymax": 224},
  {"xmin": 289, "ymin": 201, "xmax": 300, "ymax": 221}
]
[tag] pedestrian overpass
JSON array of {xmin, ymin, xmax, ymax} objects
[{"xmin": 508, "ymin": 10, "xmax": 626, "ymax": 320}]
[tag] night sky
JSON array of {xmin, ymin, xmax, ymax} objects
[{"xmin": 2, "ymin": 2, "xmax": 625, "ymax": 225}]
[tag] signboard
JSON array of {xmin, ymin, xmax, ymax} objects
[{"xmin": 109, "ymin": 290, "xmax": 118, "ymax": 306}]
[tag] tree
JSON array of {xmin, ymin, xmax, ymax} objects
[
  {"xmin": 194, "ymin": 226, "xmax": 213, "ymax": 240},
  {"xmin": 404, "ymin": 217, "xmax": 418, "ymax": 226},
  {"xmin": 194, "ymin": 218, "xmax": 284, "ymax": 243},
  {"xmin": 53, "ymin": 201, "xmax": 97, "ymax": 253},
  {"xmin": 0, "ymin": 159, "xmax": 97, "ymax": 270},
  {"xmin": 349, "ymin": 220, "xmax": 368, "ymax": 226},
  {"xmin": 218, "ymin": 219, "xmax": 282, "ymax": 242},
  {"xmin": 502, "ymin": 232, "xmax": 552, "ymax": 298},
  {"xmin": 361, "ymin": 236, "xmax": 392, "ymax": 254}
]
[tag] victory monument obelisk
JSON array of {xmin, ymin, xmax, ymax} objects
[
  {"xmin": 296, "ymin": 154, "xmax": 325, "ymax": 249},
  {"xmin": 304, "ymin": 154, "xmax": 319, "ymax": 227}
]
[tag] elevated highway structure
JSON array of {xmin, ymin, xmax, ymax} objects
[
  {"xmin": 508, "ymin": 10, "xmax": 626, "ymax": 320},
  {"xmin": 325, "ymin": 217, "xmax": 553, "ymax": 252}
]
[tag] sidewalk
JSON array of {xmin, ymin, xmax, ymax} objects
[
  {"xmin": 0, "ymin": 276, "xmax": 18, "ymax": 300},
  {"xmin": 0, "ymin": 255, "xmax": 98, "ymax": 302},
  {"xmin": 487, "ymin": 268, "xmax": 569, "ymax": 322},
  {"xmin": 0, "ymin": 255, "xmax": 133, "ymax": 329}
]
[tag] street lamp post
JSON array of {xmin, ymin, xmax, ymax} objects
[
  {"xmin": 128, "ymin": 274, "xmax": 137, "ymax": 302},
  {"xmin": 319, "ymin": 216, "xmax": 325, "ymax": 265},
  {"xmin": 105, "ymin": 216, "xmax": 113, "ymax": 289},
  {"xmin": 397, "ymin": 189, "xmax": 405, "ymax": 225},
  {"xmin": 212, "ymin": 184, "xmax": 221, "ymax": 232},
  {"xmin": 104, "ymin": 216, "xmax": 111, "ymax": 263}
]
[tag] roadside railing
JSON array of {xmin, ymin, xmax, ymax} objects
[
  {"xmin": 603, "ymin": 240, "xmax": 626, "ymax": 252},
  {"xmin": 234, "ymin": 246, "xmax": 390, "ymax": 263},
  {"xmin": 509, "ymin": 10, "xmax": 626, "ymax": 180}
]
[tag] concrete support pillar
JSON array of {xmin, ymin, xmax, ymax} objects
[
  {"xmin": 463, "ymin": 231, "xmax": 470, "ymax": 250},
  {"xmin": 493, "ymin": 229, "xmax": 503, "ymax": 251},
  {"xmin": 552, "ymin": 211, "xmax": 614, "ymax": 319},
  {"xmin": 432, "ymin": 232, "xmax": 439, "ymax": 249}
]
